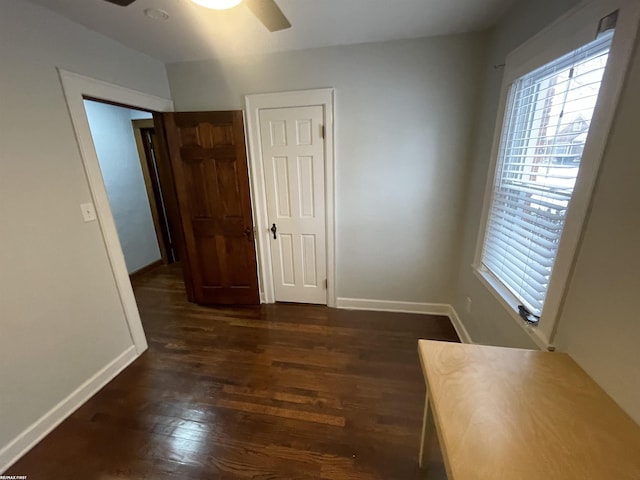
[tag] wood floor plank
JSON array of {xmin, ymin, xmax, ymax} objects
[
  {"xmin": 6, "ymin": 263, "xmax": 459, "ymax": 478},
  {"xmin": 216, "ymin": 398, "xmax": 347, "ymax": 427}
]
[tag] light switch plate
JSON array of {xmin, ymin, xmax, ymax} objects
[{"xmin": 80, "ymin": 202, "xmax": 97, "ymax": 222}]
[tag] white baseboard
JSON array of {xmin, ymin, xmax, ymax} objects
[
  {"xmin": 446, "ymin": 306, "xmax": 473, "ymax": 344},
  {"xmin": 0, "ymin": 345, "xmax": 138, "ymax": 473},
  {"xmin": 336, "ymin": 297, "xmax": 473, "ymax": 344},
  {"xmin": 336, "ymin": 297, "xmax": 450, "ymax": 315}
]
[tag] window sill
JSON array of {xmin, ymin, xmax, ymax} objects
[{"xmin": 471, "ymin": 265, "xmax": 552, "ymax": 351}]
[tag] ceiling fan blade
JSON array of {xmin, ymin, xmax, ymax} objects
[
  {"xmin": 245, "ymin": 0, "xmax": 291, "ymax": 32},
  {"xmin": 103, "ymin": 0, "xmax": 137, "ymax": 5}
]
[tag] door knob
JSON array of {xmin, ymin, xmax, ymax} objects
[
  {"xmin": 244, "ymin": 226, "xmax": 252, "ymax": 239},
  {"xmin": 270, "ymin": 223, "xmax": 277, "ymax": 239}
]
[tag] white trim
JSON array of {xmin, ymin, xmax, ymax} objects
[
  {"xmin": 506, "ymin": 1, "xmax": 636, "ymax": 82},
  {"xmin": 0, "ymin": 346, "xmax": 137, "ymax": 473},
  {"xmin": 244, "ymin": 88, "xmax": 336, "ymax": 307},
  {"xmin": 472, "ymin": 0, "xmax": 640, "ymax": 346},
  {"xmin": 473, "ymin": 268, "xmax": 550, "ymax": 351},
  {"xmin": 58, "ymin": 69, "xmax": 174, "ymax": 354},
  {"xmin": 336, "ymin": 298, "xmax": 450, "ymax": 316},
  {"xmin": 446, "ymin": 306, "xmax": 474, "ymax": 345}
]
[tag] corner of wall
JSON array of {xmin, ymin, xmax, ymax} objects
[{"xmin": 0, "ymin": 347, "xmax": 138, "ymax": 473}]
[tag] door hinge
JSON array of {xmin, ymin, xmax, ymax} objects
[
  {"xmin": 321, "ymin": 125, "xmax": 325, "ymax": 140},
  {"xmin": 324, "ymin": 279, "xmax": 328, "ymax": 289}
]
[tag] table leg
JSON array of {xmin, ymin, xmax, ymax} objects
[{"xmin": 419, "ymin": 391, "xmax": 433, "ymax": 469}]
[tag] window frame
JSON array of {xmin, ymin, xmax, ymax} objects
[{"xmin": 472, "ymin": 0, "xmax": 640, "ymax": 349}]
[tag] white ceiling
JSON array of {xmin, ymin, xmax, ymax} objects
[{"xmin": 25, "ymin": 0, "xmax": 516, "ymax": 63}]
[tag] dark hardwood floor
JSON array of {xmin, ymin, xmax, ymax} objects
[{"xmin": 8, "ymin": 263, "xmax": 458, "ymax": 479}]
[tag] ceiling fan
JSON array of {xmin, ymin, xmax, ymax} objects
[{"xmin": 103, "ymin": 0, "xmax": 291, "ymax": 32}]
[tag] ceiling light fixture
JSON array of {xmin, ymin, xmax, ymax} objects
[{"xmin": 190, "ymin": 0, "xmax": 242, "ymax": 10}]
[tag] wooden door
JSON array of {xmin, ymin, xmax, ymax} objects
[
  {"xmin": 162, "ymin": 111, "xmax": 260, "ymax": 305},
  {"xmin": 259, "ymin": 106, "xmax": 327, "ymax": 304}
]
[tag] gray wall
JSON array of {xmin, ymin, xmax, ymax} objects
[
  {"xmin": 84, "ymin": 101, "xmax": 160, "ymax": 273},
  {"xmin": 451, "ymin": 0, "xmax": 640, "ymax": 423},
  {"xmin": 4, "ymin": 0, "xmax": 637, "ymax": 465},
  {"xmin": 553, "ymin": 36, "xmax": 640, "ymax": 425},
  {"xmin": 167, "ymin": 34, "xmax": 488, "ymax": 304},
  {"xmin": 451, "ymin": 0, "xmax": 582, "ymax": 349},
  {"xmin": 0, "ymin": 0, "xmax": 170, "ymax": 456}
]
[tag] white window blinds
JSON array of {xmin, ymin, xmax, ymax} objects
[{"xmin": 481, "ymin": 32, "xmax": 614, "ymax": 318}]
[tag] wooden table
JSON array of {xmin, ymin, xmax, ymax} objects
[{"xmin": 418, "ymin": 340, "xmax": 640, "ymax": 479}]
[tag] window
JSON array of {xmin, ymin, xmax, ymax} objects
[
  {"xmin": 480, "ymin": 33, "xmax": 613, "ymax": 321},
  {"xmin": 473, "ymin": 1, "xmax": 640, "ymax": 347}
]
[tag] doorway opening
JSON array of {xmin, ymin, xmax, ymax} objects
[
  {"xmin": 60, "ymin": 71, "xmax": 268, "ymax": 356},
  {"xmin": 131, "ymin": 119, "xmax": 179, "ymax": 266},
  {"xmin": 83, "ymin": 99, "xmax": 179, "ymax": 282},
  {"xmin": 59, "ymin": 69, "xmax": 180, "ymax": 353}
]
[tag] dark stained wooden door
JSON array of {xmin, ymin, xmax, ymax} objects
[{"xmin": 162, "ymin": 111, "xmax": 259, "ymax": 305}]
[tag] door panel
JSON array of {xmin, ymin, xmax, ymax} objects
[
  {"xmin": 163, "ymin": 111, "xmax": 259, "ymax": 305},
  {"xmin": 260, "ymin": 106, "xmax": 327, "ymax": 304}
]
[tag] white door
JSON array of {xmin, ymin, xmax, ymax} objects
[{"xmin": 259, "ymin": 106, "xmax": 327, "ymax": 304}]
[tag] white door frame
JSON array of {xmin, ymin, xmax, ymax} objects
[
  {"xmin": 245, "ymin": 89, "xmax": 336, "ymax": 307},
  {"xmin": 58, "ymin": 69, "xmax": 174, "ymax": 354}
]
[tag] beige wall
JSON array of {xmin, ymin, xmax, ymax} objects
[
  {"xmin": 451, "ymin": 0, "xmax": 640, "ymax": 423},
  {"xmin": 0, "ymin": 0, "xmax": 170, "ymax": 457},
  {"xmin": 167, "ymin": 34, "xmax": 487, "ymax": 304}
]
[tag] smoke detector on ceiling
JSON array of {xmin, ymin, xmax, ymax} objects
[{"xmin": 144, "ymin": 8, "xmax": 169, "ymax": 20}]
